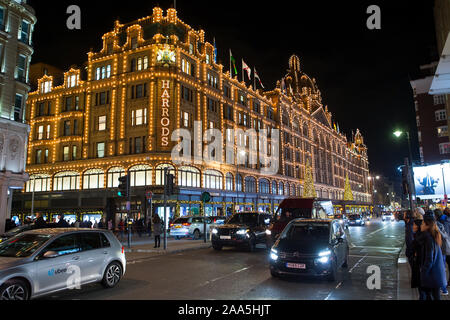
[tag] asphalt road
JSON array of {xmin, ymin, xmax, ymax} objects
[{"xmin": 41, "ymin": 218, "xmax": 405, "ymax": 300}]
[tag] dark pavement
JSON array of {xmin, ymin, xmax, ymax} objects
[{"xmin": 40, "ymin": 218, "xmax": 405, "ymax": 300}]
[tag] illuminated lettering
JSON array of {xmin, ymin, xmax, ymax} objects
[{"xmin": 161, "ymin": 80, "xmax": 171, "ymax": 147}]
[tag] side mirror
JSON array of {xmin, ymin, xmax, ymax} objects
[{"xmin": 42, "ymin": 251, "xmax": 59, "ymax": 259}]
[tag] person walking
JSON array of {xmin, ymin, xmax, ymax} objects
[
  {"xmin": 118, "ymin": 219, "xmax": 125, "ymax": 241},
  {"xmin": 153, "ymin": 215, "xmax": 162, "ymax": 249},
  {"xmin": 57, "ymin": 214, "xmax": 70, "ymax": 228},
  {"xmin": 108, "ymin": 219, "xmax": 113, "ymax": 231},
  {"xmin": 418, "ymin": 212, "xmax": 447, "ymax": 300},
  {"xmin": 34, "ymin": 213, "xmax": 47, "ymax": 229},
  {"xmin": 436, "ymin": 211, "xmax": 450, "ymax": 295},
  {"xmin": 98, "ymin": 219, "xmax": 104, "ymax": 229}
]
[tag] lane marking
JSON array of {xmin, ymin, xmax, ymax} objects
[
  {"xmin": 324, "ymin": 281, "xmax": 343, "ymax": 300},
  {"xmin": 199, "ymin": 266, "xmax": 254, "ymax": 287},
  {"xmin": 349, "ymin": 254, "xmax": 368, "ymax": 273},
  {"xmin": 349, "ymin": 255, "xmax": 395, "ymax": 260}
]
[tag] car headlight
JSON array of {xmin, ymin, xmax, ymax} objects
[
  {"xmin": 236, "ymin": 229, "xmax": 249, "ymax": 235},
  {"xmin": 270, "ymin": 249, "xmax": 278, "ymax": 261},
  {"xmin": 266, "ymin": 229, "xmax": 272, "ymax": 236},
  {"xmin": 317, "ymin": 256, "xmax": 330, "ymax": 264},
  {"xmin": 356, "ymin": 220, "xmax": 361, "ymax": 223},
  {"xmin": 339, "ymin": 220, "xmax": 344, "ymax": 224},
  {"xmin": 212, "ymin": 229, "xmax": 218, "ymax": 235},
  {"xmin": 317, "ymin": 250, "xmax": 332, "ymax": 264},
  {"xmin": 319, "ymin": 250, "xmax": 332, "ymax": 257}
]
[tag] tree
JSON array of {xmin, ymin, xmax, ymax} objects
[
  {"xmin": 344, "ymin": 173, "xmax": 354, "ymax": 201},
  {"xmin": 303, "ymin": 159, "xmax": 317, "ymax": 198}
]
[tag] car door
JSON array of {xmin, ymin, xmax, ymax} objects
[
  {"xmin": 77, "ymin": 232, "xmax": 107, "ymax": 283},
  {"xmin": 34, "ymin": 233, "xmax": 82, "ymax": 295},
  {"xmin": 331, "ymin": 222, "xmax": 344, "ymax": 266}
]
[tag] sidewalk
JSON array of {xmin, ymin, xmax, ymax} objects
[
  {"xmin": 122, "ymin": 236, "xmax": 212, "ymax": 262},
  {"xmin": 397, "ymin": 243, "xmax": 450, "ymax": 300}
]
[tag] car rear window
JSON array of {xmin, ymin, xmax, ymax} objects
[
  {"xmin": 192, "ymin": 217, "xmax": 203, "ymax": 223},
  {"xmin": 281, "ymin": 224, "xmax": 329, "ymax": 241}
]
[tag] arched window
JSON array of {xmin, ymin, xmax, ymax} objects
[
  {"xmin": 178, "ymin": 166, "xmax": 200, "ymax": 188},
  {"xmin": 129, "ymin": 165, "xmax": 152, "ymax": 187},
  {"xmin": 54, "ymin": 171, "xmax": 80, "ymax": 191},
  {"xmin": 272, "ymin": 181, "xmax": 277, "ymax": 195},
  {"xmin": 107, "ymin": 167, "xmax": 125, "ymax": 188},
  {"xmin": 259, "ymin": 179, "xmax": 270, "ymax": 194},
  {"xmin": 303, "ymin": 123, "xmax": 309, "ymax": 138},
  {"xmin": 203, "ymin": 170, "xmax": 223, "ymax": 190},
  {"xmin": 285, "ymin": 183, "xmax": 290, "ymax": 196},
  {"xmin": 83, "ymin": 169, "xmax": 104, "ymax": 190},
  {"xmin": 155, "ymin": 164, "xmax": 175, "ymax": 185},
  {"xmin": 279, "ymin": 182, "xmax": 284, "ymax": 195},
  {"xmin": 245, "ymin": 176, "xmax": 256, "ymax": 193},
  {"xmin": 292, "ymin": 184, "xmax": 297, "ymax": 196},
  {"xmin": 225, "ymin": 173, "xmax": 234, "ymax": 191},
  {"xmin": 236, "ymin": 174, "xmax": 243, "ymax": 192},
  {"xmin": 26, "ymin": 174, "xmax": 51, "ymax": 192}
]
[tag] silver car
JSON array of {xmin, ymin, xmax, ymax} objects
[{"xmin": 0, "ymin": 228, "xmax": 126, "ymax": 300}]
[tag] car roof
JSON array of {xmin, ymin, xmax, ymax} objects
[
  {"xmin": 291, "ymin": 218, "xmax": 333, "ymax": 224},
  {"xmin": 23, "ymin": 228, "xmax": 107, "ymax": 236}
]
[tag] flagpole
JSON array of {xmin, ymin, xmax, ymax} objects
[
  {"xmin": 242, "ymin": 59, "xmax": 244, "ymax": 83},
  {"xmin": 230, "ymin": 50, "xmax": 232, "ymax": 79},
  {"xmin": 253, "ymin": 68, "xmax": 256, "ymax": 91}
]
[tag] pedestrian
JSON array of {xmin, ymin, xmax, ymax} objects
[
  {"xmin": 404, "ymin": 210, "xmax": 415, "ymax": 267},
  {"xmin": 436, "ymin": 212, "xmax": 450, "ymax": 295},
  {"xmin": 74, "ymin": 219, "xmax": 81, "ymax": 228},
  {"xmin": 98, "ymin": 219, "xmax": 104, "ymax": 229},
  {"xmin": 57, "ymin": 214, "xmax": 70, "ymax": 228},
  {"xmin": 153, "ymin": 215, "xmax": 162, "ymax": 248},
  {"xmin": 93, "ymin": 220, "xmax": 98, "ymax": 229},
  {"xmin": 411, "ymin": 215, "xmax": 424, "ymax": 296},
  {"xmin": 118, "ymin": 219, "xmax": 125, "ymax": 240},
  {"xmin": 418, "ymin": 211, "xmax": 447, "ymax": 300},
  {"xmin": 35, "ymin": 213, "xmax": 47, "ymax": 229},
  {"xmin": 108, "ymin": 219, "xmax": 113, "ymax": 231},
  {"xmin": 87, "ymin": 220, "xmax": 93, "ymax": 229}
]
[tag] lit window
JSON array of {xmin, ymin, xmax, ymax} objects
[
  {"xmin": 143, "ymin": 56, "xmax": 148, "ymax": 69},
  {"xmin": 435, "ymin": 109, "xmax": 447, "ymax": 122},
  {"xmin": 437, "ymin": 126, "xmax": 449, "ymax": 138},
  {"xmin": 97, "ymin": 142, "xmax": 105, "ymax": 158},
  {"xmin": 137, "ymin": 57, "xmax": 143, "ymax": 71},
  {"xmin": 67, "ymin": 74, "xmax": 77, "ymax": 88},
  {"xmin": 434, "ymin": 95, "xmax": 446, "ymax": 105},
  {"xmin": 63, "ymin": 146, "xmax": 70, "ymax": 161},
  {"xmin": 439, "ymin": 143, "xmax": 450, "ymax": 155},
  {"xmin": 183, "ymin": 112, "xmax": 190, "ymax": 128},
  {"xmin": 46, "ymin": 125, "xmax": 51, "ymax": 139},
  {"xmin": 98, "ymin": 116, "xmax": 106, "ymax": 131},
  {"xmin": 37, "ymin": 126, "xmax": 44, "ymax": 140},
  {"xmin": 132, "ymin": 109, "xmax": 147, "ymax": 126}
]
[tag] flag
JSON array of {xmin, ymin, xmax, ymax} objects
[
  {"xmin": 230, "ymin": 50, "xmax": 238, "ymax": 77},
  {"xmin": 242, "ymin": 60, "xmax": 252, "ymax": 80},
  {"xmin": 213, "ymin": 38, "xmax": 217, "ymax": 64},
  {"xmin": 254, "ymin": 68, "xmax": 265, "ymax": 89}
]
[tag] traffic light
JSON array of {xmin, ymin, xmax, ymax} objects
[
  {"xmin": 118, "ymin": 175, "xmax": 130, "ymax": 198},
  {"xmin": 165, "ymin": 174, "xmax": 175, "ymax": 196}
]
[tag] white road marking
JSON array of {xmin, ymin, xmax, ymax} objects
[
  {"xmin": 199, "ymin": 266, "xmax": 254, "ymax": 287},
  {"xmin": 349, "ymin": 255, "xmax": 394, "ymax": 260},
  {"xmin": 324, "ymin": 281, "xmax": 343, "ymax": 300},
  {"xmin": 349, "ymin": 254, "xmax": 368, "ymax": 273}
]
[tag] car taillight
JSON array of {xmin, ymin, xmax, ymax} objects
[
  {"xmin": 170, "ymin": 224, "xmax": 174, "ymax": 227},
  {"xmin": 121, "ymin": 246, "xmax": 124, "ymax": 254},
  {"xmin": 183, "ymin": 223, "xmax": 191, "ymax": 227}
]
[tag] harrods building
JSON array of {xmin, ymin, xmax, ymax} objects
[{"xmin": 12, "ymin": 7, "xmax": 371, "ymax": 225}]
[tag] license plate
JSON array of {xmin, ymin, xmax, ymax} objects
[
  {"xmin": 220, "ymin": 236, "xmax": 231, "ymax": 240},
  {"xmin": 286, "ymin": 263, "xmax": 306, "ymax": 269}
]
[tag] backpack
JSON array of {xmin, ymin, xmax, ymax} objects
[{"xmin": 437, "ymin": 222, "xmax": 450, "ymax": 256}]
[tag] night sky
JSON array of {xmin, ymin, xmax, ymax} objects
[{"xmin": 27, "ymin": 0, "xmax": 437, "ymax": 182}]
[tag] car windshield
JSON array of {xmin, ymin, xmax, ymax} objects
[
  {"xmin": 0, "ymin": 233, "xmax": 52, "ymax": 258},
  {"xmin": 281, "ymin": 223, "xmax": 329, "ymax": 241},
  {"xmin": 348, "ymin": 215, "xmax": 361, "ymax": 220},
  {"xmin": 227, "ymin": 213, "xmax": 258, "ymax": 225}
]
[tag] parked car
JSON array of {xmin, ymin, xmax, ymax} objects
[
  {"xmin": 0, "ymin": 229, "xmax": 126, "ymax": 300},
  {"xmin": 333, "ymin": 214, "xmax": 348, "ymax": 228},
  {"xmin": 270, "ymin": 218, "xmax": 349, "ymax": 281},
  {"xmin": 347, "ymin": 214, "xmax": 366, "ymax": 227},
  {"xmin": 169, "ymin": 216, "xmax": 219, "ymax": 240},
  {"xmin": 211, "ymin": 212, "xmax": 272, "ymax": 252},
  {"xmin": 266, "ymin": 198, "xmax": 334, "ymax": 248}
]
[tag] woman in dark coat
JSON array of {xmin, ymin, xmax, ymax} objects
[
  {"xmin": 153, "ymin": 215, "xmax": 162, "ymax": 248},
  {"xmin": 411, "ymin": 218, "xmax": 425, "ymax": 295},
  {"xmin": 418, "ymin": 212, "xmax": 447, "ymax": 300}
]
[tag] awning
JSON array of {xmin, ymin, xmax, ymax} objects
[{"xmin": 430, "ymin": 32, "xmax": 450, "ymax": 95}]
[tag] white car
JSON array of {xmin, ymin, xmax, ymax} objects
[
  {"xmin": 382, "ymin": 213, "xmax": 395, "ymax": 222},
  {"xmin": 0, "ymin": 229, "xmax": 126, "ymax": 300},
  {"xmin": 170, "ymin": 216, "xmax": 220, "ymax": 240}
]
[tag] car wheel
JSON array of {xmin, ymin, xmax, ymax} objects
[
  {"xmin": 327, "ymin": 261, "xmax": 338, "ymax": 282},
  {"xmin": 102, "ymin": 262, "xmax": 123, "ymax": 289},
  {"xmin": 212, "ymin": 244, "xmax": 222, "ymax": 251},
  {"xmin": 0, "ymin": 279, "xmax": 30, "ymax": 301},
  {"xmin": 193, "ymin": 230, "xmax": 200, "ymax": 240}
]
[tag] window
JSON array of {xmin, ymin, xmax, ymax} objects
[
  {"xmin": 83, "ymin": 169, "xmax": 104, "ymax": 190},
  {"xmin": 436, "ymin": 109, "xmax": 447, "ymax": 122},
  {"xmin": 207, "ymin": 98, "xmax": 218, "ymax": 113},
  {"xmin": 63, "ymin": 121, "xmax": 71, "ymax": 136},
  {"xmin": 43, "ymin": 235, "xmax": 80, "ymax": 257},
  {"xmin": 236, "ymin": 174, "xmax": 243, "ymax": 192},
  {"xmin": 72, "ymin": 146, "xmax": 77, "ymax": 160},
  {"xmin": 439, "ymin": 143, "xmax": 450, "ymax": 155},
  {"xmin": 437, "ymin": 126, "xmax": 449, "ymax": 138},
  {"xmin": 245, "ymin": 177, "xmax": 256, "ymax": 193},
  {"xmin": 44, "ymin": 149, "xmax": 49, "ymax": 163},
  {"xmin": 224, "ymin": 105, "xmax": 233, "ymax": 121},
  {"xmin": 19, "ymin": 20, "xmax": 31, "ymax": 44},
  {"xmin": 129, "ymin": 165, "xmax": 152, "ymax": 187},
  {"xmin": 226, "ymin": 173, "xmax": 234, "ymax": 191},
  {"xmin": 35, "ymin": 149, "xmax": 42, "ymax": 164},
  {"xmin": 98, "ymin": 116, "xmax": 106, "ymax": 131},
  {"xmin": 143, "ymin": 56, "xmax": 149, "ymax": 69},
  {"xmin": 97, "ymin": 142, "xmax": 105, "ymax": 158},
  {"xmin": 73, "ymin": 120, "xmax": 78, "ymax": 135},
  {"xmin": 434, "ymin": 95, "xmax": 446, "ymax": 105},
  {"xmin": 0, "ymin": 7, "xmax": 4, "ymax": 30},
  {"xmin": 67, "ymin": 74, "xmax": 78, "ymax": 88},
  {"xmin": 206, "ymin": 54, "xmax": 210, "ymax": 64},
  {"xmin": 132, "ymin": 109, "xmax": 147, "ymax": 126},
  {"xmin": 279, "ymin": 182, "xmax": 284, "ymax": 195},
  {"xmin": 15, "ymin": 54, "xmax": 26, "ymax": 81},
  {"xmin": 207, "ymin": 73, "xmax": 218, "ymax": 88},
  {"xmin": 80, "ymin": 233, "xmax": 102, "ymax": 251},
  {"xmin": 131, "ymin": 37, "xmax": 138, "ymax": 49},
  {"xmin": 418, "ymin": 131, "xmax": 422, "ymax": 143},
  {"xmin": 259, "ymin": 179, "xmax": 270, "ymax": 194},
  {"xmin": 96, "ymin": 91, "xmax": 110, "ymax": 105},
  {"xmin": 37, "ymin": 126, "xmax": 44, "ymax": 140},
  {"xmin": 107, "ymin": 167, "xmax": 125, "ymax": 188},
  {"xmin": 181, "ymin": 59, "xmax": 191, "ymax": 75},
  {"xmin": 41, "ymin": 81, "xmax": 52, "ymax": 93},
  {"xmin": 14, "ymin": 94, "xmax": 23, "ymax": 121},
  {"xmin": 95, "ymin": 65, "xmax": 111, "ymax": 80},
  {"xmin": 204, "ymin": 170, "xmax": 223, "ymax": 189},
  {"xmin": 131, "ymin": 84, "xmax": 147, "ymax": 99},
  {"xmin": 63, "ymin": 146, "xmax": 70, "ymax": 161},
  {"xmin": 54, "ymin": 172, "xmax": 80, "ymax": 191},
  {"xmin": 155, "ymin": 164, "xmax": 175, "ymax": 185},
  {"xmin": 224, "ymin": 86, "xmax": 231, "ymax": 98},
  {"xmin": 183, "ymin": 112, "xmax": 190, "ymax": 128},
  {"xmin": 26, "ymin": 174, "xmax": 51, "ymax": 193},
  {"xmin": 64, "ymin": 96, "xmax": 72, "ymax": 112},
  {"xmin": 178, "ymin": 166, "xmax": 200, "ymax": 188},
  {"xmin": 134, "ymin": 137, "xmax": 142, "ymax": 154},
  {"xmin": 189, "ymin": 43, "xmax": 194, "ymax": 54},
  {"xmin": 272, "ymin": 181, "xmax": 277, "ymax": 195},
  {"xmin": 181, "ymin": 86, "xmax": 193, "ymax": 102}
]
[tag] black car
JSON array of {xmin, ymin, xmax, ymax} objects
[
  {"xmin": 211, "ymin": 212, "xmax": 272, "ymax": 252},
  {"xmin": 347, "ymin": 214, "xmax": 365, "ymax": 227},
  {"xmin": 270, "ymin": 219, "xmax": 349, "ymax": 281}
]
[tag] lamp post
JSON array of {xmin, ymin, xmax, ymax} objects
[{"xmin": 394, "ymin": 130, "xmax": 416, "ymax": 211}]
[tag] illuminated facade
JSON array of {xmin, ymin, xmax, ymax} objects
[{"xmin": 13, "ymin": 7, "xmax": 371, "ymax": 223}]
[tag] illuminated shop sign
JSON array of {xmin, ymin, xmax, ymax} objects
[{"xmin": 161, "ymin": 80, "xmax": 171, "ymax": 147}]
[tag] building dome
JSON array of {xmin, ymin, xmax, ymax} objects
[{"xmin": 283, "ymin": 55, "xmax": 319, "ymax": 96}]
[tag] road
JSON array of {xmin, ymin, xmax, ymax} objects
[{"xmin": 40, "ymin": 218, "xmax": 405, "ymax": 300}]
